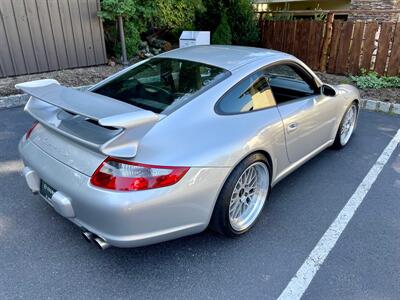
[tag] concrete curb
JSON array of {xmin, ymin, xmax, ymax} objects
[
  {"xmin": 0, "ymin": 88, "xmax": 399, "ymax": 115},
  {"xmin": 360, "ymin": 99, "xmax": 400, "ymax": 114},
  {"xmin": 0, "ymin": 85, "xmax": 92, "ymax": 110}
]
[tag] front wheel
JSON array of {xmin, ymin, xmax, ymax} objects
[
  {"xmin": 333, "ymin": 102, "xmax": 358, "ymax": 149},
  {"xmin": 210, "ymin": 153, "xmax": 270, "ymax": 237}
]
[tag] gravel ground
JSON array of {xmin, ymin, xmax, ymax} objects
[
  {"xmin": 0, "ymin": 65, "xmax": 123, "ymax": 97},
  {"xmin": 0, "ymin": 65, "xmax": 398, "ymax": 103}
]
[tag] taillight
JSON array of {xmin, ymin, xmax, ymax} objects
[
  {"xmin": 90, "ymin": 157, "xmax": 190, "ymax": 191},
  {"xmin": 25, "ymin": 121, "xmax": 39, "ymax": 139}
]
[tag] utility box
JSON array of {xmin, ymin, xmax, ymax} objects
[{"xmin": 179, "ymin": 31, "xmax": 210, "ymax": 48}]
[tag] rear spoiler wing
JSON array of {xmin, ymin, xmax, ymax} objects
[{"xmin": 16, "ymin": 80, "xmax": 160, "ymax": 158}]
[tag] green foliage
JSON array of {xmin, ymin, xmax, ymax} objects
[
  {"xmin": 212, "ymin": 11, "xmax": 232, "ymax": 45},
  {"xmin": 114, "ymin": 21, "xmax": 141, "ymax": 58},
  {"xmin": 99, "ymin": 0, "xmax": 149, "ymax": 58},
  {"xmin": 350, "ymin": 71, "xmax": 400, "ymax": 89},
  {"xmin": 264, "ymin": 13, "xmax": 293, "ymax": 21},
  {"xmin": 99, "ymin": 0, "xmax": 261, "ymax": 59},
  {"xmin": 99, "ymin": 0, "xmax": 205, "ymax": 59},
  {"xmin": 152, "ymin": 0, "xmax": 205, "ymax": 33},
  {"xmin": 227, "ymin": 0, "xmax": 260, "ymax": 46},
  {"xmin": 195, "ymin": 0, "xmax": 260, "ymax": 46},
  {"xmin": 263, "ymin": 3, "xmax": 293, "ymax": 21},
  {"xmin": 313, "ymin": 4, "xmax": 326, "ymax": 21},
  {"xmin": 195, "ymin": 0, "xmax": 225, "ymax": 32},
  {"xmin": 97, "ymin": 0, "xmax": 137, "ymax": 20}
]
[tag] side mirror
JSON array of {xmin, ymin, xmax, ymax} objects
[{"xmin": 321, "ymin": 84, "xmax": 336, "ymax": 97}]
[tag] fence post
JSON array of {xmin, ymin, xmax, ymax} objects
[{"xmin": 320, "ymin": 13, "xmax": 334, "ymax": 72}]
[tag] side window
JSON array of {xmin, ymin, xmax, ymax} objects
[
  {"xmin": 265, "ymin": 64, "xmax": 303, "ymax": 81},
  {"xmin": 217, "ymin": 72, "xmax": 276, "ymax": 114},
  {"xmin": 264, "ymin": 64, "xmax": 318, "ymax": 104}
]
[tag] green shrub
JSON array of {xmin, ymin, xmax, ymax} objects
[
  {"xmin": 350, "ymin": 71, "xmax": 400, "ymax": 89},
  {"xmin": 212, "ymin": 11, "xmax": 232, "ymax": 45},
  {"xmin": 98, "ymin": 0, "xmax": 137, "ymax": 21},
  {"xmin": 99, "ymin": 0, "xmax": 205, "ymax": 59},
  {"xmin": 195, "ymin": 0, "xmax": 224, "ymax": 33},
  {"xmin": 113, "ymin": 21, "xmax": 141, "ymax": 58},
  {"xmin": 152, "ymin": 0, "xmax": 204, "ymax": 34},
  {"xmin": 196, "ymin": 0, "xmax": 260, "ymax": 46},
  {"xmin": 227, "ymin": 0, "xmax": 260, "ymax": 46},
  {"xmin": 98, "ymin": 0, "xmax": 142, "ymax": 58}
]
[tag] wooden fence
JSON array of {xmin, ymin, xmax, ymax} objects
[
  {"xmin": 260, "ymin": 19, "xmax": 400, "ymax": 76},
  {"xmin": 0, "ymin": 0, "xmax": 107, "ymax": 78}
]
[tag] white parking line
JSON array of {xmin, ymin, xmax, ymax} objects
[{"xmin": 278, "ymin": 128, "xmax": 400, "ymax": 300}]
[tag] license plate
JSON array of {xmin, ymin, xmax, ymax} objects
[{"xmin": 40, "ymin": 180, "xmax": 56, "ymax": 202}]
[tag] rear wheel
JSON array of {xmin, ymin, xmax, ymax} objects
[
  {"xmin": 210, "ymin": 153, "xmax": 270, "ymax": 237},
  {"xmin": 333, "ymin": 102, "xmax": 358, "ymax": 149}
]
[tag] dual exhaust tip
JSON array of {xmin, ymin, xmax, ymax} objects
[{"xmin": 82, "ymin": 231, "xmax": 110, "ymax": 250}]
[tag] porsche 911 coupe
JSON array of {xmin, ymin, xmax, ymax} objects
[{"xmin": 18, "ymin": 45, "xmax": 360, "ymax": 249}]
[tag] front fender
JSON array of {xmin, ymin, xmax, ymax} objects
[{"xmin": 332, "ymin": 84, "xmax": 361, "ymax": 132}]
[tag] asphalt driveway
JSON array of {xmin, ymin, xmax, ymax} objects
[{"xmin": 0, "ymin": 107, "xmax": 399, "ymax": 299}]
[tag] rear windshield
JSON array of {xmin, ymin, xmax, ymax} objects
[{"xmin": 93, "ymin": 58, "xmax": 230, "ymax": 115}]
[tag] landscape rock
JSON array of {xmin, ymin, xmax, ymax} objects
[
  {"xmin": 139, "ymin": 40, "xmax": 149, "ymax": 49},
  {"xmin": 151, "ymin": 48, "xmax": 161, "ymax": 55},
  {"xmin": 161, "ymin": 41, "xmax": 172, "ymax": 51}
]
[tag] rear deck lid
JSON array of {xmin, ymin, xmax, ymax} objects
[{"xmin": 17, "ymin": 80, "xmax": 160, "ymax": 160}]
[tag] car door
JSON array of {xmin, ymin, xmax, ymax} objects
[
  {"xmin": 216, "ymin": 70, "xmax": 290, "ymax": 178},
  {"xmin": 264, "ymin": 63, "xmax": 337, "ymax": 163}
]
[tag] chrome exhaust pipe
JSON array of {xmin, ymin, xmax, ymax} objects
[
  {"xmin": 82, "ymin": 231, "xmax": 94, "ymax": 243},
  {"xmin": 93, "ymin": 237, "xmax": 110, "ymax": 250}
]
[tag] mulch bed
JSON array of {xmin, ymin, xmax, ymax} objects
[
  {"xmin": 316, "ymin": 72, "xmax": 399, "ymax": 104},
  {"xmin": 0, "ymin": 65, "xmax": 398, "ymax": 103}
]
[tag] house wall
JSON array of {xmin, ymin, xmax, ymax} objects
[
  {"xmin": 254, "ymin": 0, "xmax": 400, "ymax": 21},
  {"xmin": 0, "ymin": 0, "xmax": 107, "ymax": 78},
  {"xmin": 267, "ymin": 1, "xmax": 349, "ymax": 11},
  {"xmin": 350, "ymin": 0, "xmax": 400, "ymax": 21},
  {"xmin": 253, "ymin": 0, "xmax": 350, "ymax": 12}
]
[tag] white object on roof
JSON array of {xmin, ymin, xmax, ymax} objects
[{"xmin": 179, "ymin": 31, "xmax": 210, "ymax": 48}]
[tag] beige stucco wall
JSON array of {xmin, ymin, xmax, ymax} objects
[
  {"xmin": 269, "ymin": 0, "xmax": 349, "ymax": 11},
  {"xmin": 253, "ymin": 0, "xmax": 350, "ymax": 12}
]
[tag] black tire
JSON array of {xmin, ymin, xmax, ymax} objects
[
  {"xmin": 332, "ymin": 101, "xmax": 358, "ymax": 149},
  {"xmin": 209, "ymin": 153, "xmax": 271, "ymax": 237}
]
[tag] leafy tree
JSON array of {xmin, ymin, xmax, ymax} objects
[
  {"xmin": 152, "ymin": 0, "xmax": 205, "ymax": 33},
  {"xmin": 212, "ymin": 11, "xmax": 232, "ymax": 45},
  {"xmin": 114, "ymin": 21, "xmax": 141, "ymax": 58},
  {"xmin": 98, "ymin": 0, "xmax": 141, "ymax": 60},
  {"xmin": 99, "ymin": 0, "xmax": 205, "ymax": 59},
  {"xmin": 195, "ymin": 0, "xmax": 225, "ymax": 33},
  {"xmin": 97, "ymin": 0, "xmax": 137, "ymax": 21},
  {"xmin": 196, "ymin": 0, "xmax": 260, "ymax": 46},
  {"xmin": 227, "ymin": 0, "xmax": 260, "ymax": 46}
]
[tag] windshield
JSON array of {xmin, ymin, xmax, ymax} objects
[{"xmin": 93, "ymin": 58, "xmax": 230, "ymax": 115}]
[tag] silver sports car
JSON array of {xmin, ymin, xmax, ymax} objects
[{"xmin": 18, "ymin": 46, "xmax": 359, "ymax": 249}]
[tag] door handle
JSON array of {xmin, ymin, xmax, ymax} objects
[{"xmin": 287, "ymin": 122, "xmax": 298, "ymax": 133}]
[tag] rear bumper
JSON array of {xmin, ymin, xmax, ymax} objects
[{"xmin": 19, "ymin": 138, "xmax": 231, "ymax": 247}]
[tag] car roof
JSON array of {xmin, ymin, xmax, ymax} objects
[{"xmin": 157, "ymin": 45, "xmax": 291, "ymax": 71}]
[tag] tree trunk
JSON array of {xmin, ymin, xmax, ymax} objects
[{"xmin": 118, "ymin": 15, "xmax": 128, "ymax": 65}]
